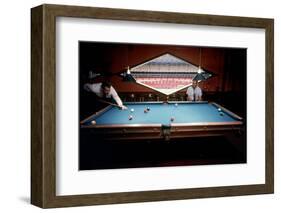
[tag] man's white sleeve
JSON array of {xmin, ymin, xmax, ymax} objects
[
  {"xmin": 199, "ymin": 88, "xmax": 202, "ymax": 97},
  {"xmin": 186, "ymin": 87, "xmax": 192, "ymax": 97},
  {"xmin": 85, "ymin": 83, "xmax": 103, "ymax": 97},
  {"xmin": 111, "ymin": 87, "xmax": 123, "ymax": 106}
]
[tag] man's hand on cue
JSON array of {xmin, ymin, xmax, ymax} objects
[{"xmin": 119, "ymin": 105, "xmax": 128, "ymax": 110}]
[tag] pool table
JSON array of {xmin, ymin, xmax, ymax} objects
[{"xmin": 80, "ymin": 101, "xmax": 243, "ymax": 141}]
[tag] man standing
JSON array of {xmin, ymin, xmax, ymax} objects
[
  {"xmin": 186, "ymin": 80, "xmax": 202, "ymax": 101},
  {"xmin": 84, "ymin": 81, "xmax": 127, "ymax": 110}
]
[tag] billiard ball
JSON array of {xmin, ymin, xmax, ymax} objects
[
  {"xmin": 129, "ymin": 115, "xmax": 133, "ymax": 120},
  {"xmin": 130, "ymin": 108, "xmax": 134, "ymax": 112},
  {"xmin": 219, "ymin": 112, "xmax": 224, "ymax": 116},
  {"xmin": 147, "ymin": 107, "xmax": 150, "ymax": 111},
  {"xmin": 91, "ymin": 120, "xmax": 96, "ymax": 125},
  {"xmin": 175, "ymin": 103, "xmax": 178, "ymax": 107},
  {"xmin": 144, "ymin": 109, "xmax": 148, "ymax": 113},
  {"xmin": 170, "ymin": 117, "xmax": 175, "ymax": 122},
  {"xmin": 218, "ymin": 108, "xmax": 222, "ymax": 112}
]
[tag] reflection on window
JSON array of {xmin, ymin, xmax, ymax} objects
[{"xmin": 130, "ymin": 53, "xmax": 212, "ymax": 95}]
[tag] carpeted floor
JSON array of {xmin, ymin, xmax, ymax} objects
[{"xmin": 79, "ymin": 134, "xmax": 246, "ymax": 170}]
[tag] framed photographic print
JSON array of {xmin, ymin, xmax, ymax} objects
[{"xmin": 31, "ymin": 4, "xmax": 274, "ymax": 208}]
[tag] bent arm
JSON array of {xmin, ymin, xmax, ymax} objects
[
  {"xmin": 197, "ymin": 88, "xmax": 203, "ymax": 101},
  {"xmin": 111, "ymin": 87, "xmax": 123, "ymax": 107},
  {"xmin": 186, "ymin": 87, "xmax": 193, "ymax": 101}
]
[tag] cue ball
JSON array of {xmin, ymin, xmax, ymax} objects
[
  {"xmin": 170, "ymin": 117, "xmax": 175, "ymax": 122},
  {"xmin": 129, "ymin": 115, "xmax": 133, "ymax": 120},
  {"xmin": 175, "ymin": 103, "xmax": 178, "ymax": 107},
  {"xmin": 91, "ymin": 120, "xmax": 96, "ymax": 125},
  {"xmin": 218, "ymin": 108, "xmax": 222, "ymax": 112},
  {"xmin": 130, "ymin": 108, "xmax": 134, "ymax": 112}
]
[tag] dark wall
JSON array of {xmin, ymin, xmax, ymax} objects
[{"xmin": 79, "ymin": 42, "xmax": 232, "ymax": 93}]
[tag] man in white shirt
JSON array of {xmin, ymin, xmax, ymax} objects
[
  {"xmin": 186, "ymin": 80, "xmax": 202, "ymax": 101},
  {"xmin": 84, "ymin": 81, "xmax": 127, "ymax": 110}
]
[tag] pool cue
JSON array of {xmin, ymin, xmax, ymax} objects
[
  {"xmin": 97, "ymin": 99, "xmax": 122, "ymax": 108},
  {"xmin": 80, "ymin": 99, "xmax": 123, "ymax": 124}
]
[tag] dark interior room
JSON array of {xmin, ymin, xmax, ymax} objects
[{"xmin": 79, "ymin": 42, "xmax": 247, "ymax": 170}]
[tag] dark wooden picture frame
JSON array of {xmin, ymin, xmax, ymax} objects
[{"xmin": 31, "ymin": 4, "xmax": 274, "ymax": 208}]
